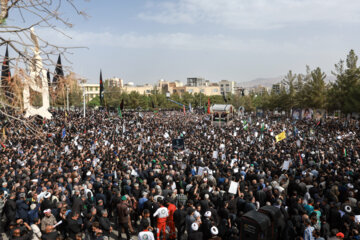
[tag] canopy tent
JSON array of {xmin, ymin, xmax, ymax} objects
[{"xmin": 211, "ymin": 104, "xmax": 233, "ymax": 113}]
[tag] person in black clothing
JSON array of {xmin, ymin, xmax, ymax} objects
[
  {"xmin": 71, "ymin": 194, "xmax": 84, "ymax": 215},
  {"xmin": 41, "ymin": 225, "xmax": 58, "ymax": 240},
  {"xmin": 41, "ymin": 193, "xmax": 54, "ymax": 212},
  {"xmin": 138, "ymin": 209, "xmax": 153, "ymax": 234},
  {"xmin": 84, "ymin": 208, "xmax": 98, "ymax": 239},
  {"xmin": 96, "ymin": 199, "xmax": 105, "ymax": 219},
  {"xmin": 92, "ymin": 222, "xmax": 106, "ymax": 240},
  {"xmin": 201, "ymin": 211, "xmax": 213, "ymax": 240},
  {"xmin": 99, "ymin": 209, "xmax": 112, "ymax": 237},
  {"xmin": 4, "ymin": 193, "xmax": 17, "ymax": 229},
  {"xmin": 67, "ymin": 211, "xmax": 82, "ymax": 240},
  {"xmin": 11, "ymin": 221, "xmax": 32, "ymax": 240},
  {"xmin": 174, "ymin": 203, "xmax": 187, "ymax": 240},
  {"xmin": 188, "ymin": 222, "xmax": 203, "ymax": 240}
]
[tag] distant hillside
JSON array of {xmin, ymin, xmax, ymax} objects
[
  {"xmin": 238, "ymin": 75, "xmax": 336, "ymax": 89},
  {"xmin": 238, "ymin": 77, "xmax": 283, "ymax": 88}
]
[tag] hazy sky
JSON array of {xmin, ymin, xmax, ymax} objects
[{"xmin": 6, "ymin": 0, "xmax": 360, "ymax": 84}]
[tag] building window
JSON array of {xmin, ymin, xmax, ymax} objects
[
  {"xmin": 226, "ymin": 84, "xmax": 229, "ymax": 87},
  {"xmin": 213, "ymin": 89, "xmax": 218, "ymax": 92},
  {"xmin": 188, "ymin": 89, "xmax": 193, "ymax": 93},
  {"xmin": 146, "ymin": 90, "xmax": 151, "ymax": 93},
  {"xmin": 200, "ymin": 89, "xmax": 204, "ymax": 93},
  {"xmin": 220, "ymin": 84, "xmax": 224, "ymax": 87}
]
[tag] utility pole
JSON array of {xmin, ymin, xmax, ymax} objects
[
  {"xmin": 80, "ymin": 78, "xmax": 87, "ymax": 118},
  {"xmin": 66, "ymin": 87, "xmax": 69, "ymax": 111},
  {"xmin": 83, "ymin": 87, "xmax": 86, "ymax": 118}
]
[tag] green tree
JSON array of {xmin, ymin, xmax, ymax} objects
[
  {"xmin": 329, "ymin": 49, "xmax": 360, "ymax": 113},
  {"xmin": 88, "ymin": 96, "xmax": 100, "ymax": 108},
  {"xmin": 301, "ymin": 67, "xmax": 327, "ymax": 108},
  {"xmin": 281, "ymin": 70, "xmax": 296, "ymax": 110}
]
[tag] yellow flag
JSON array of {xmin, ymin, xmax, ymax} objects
[{"xmin": 275, "ymin": 131, "xmax": 286, "ymax": 142}]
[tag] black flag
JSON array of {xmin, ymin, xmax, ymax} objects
[
  {"xmin": 222, "ymin": 91, "xmax": 228, "ymax": 103},
  {"xmin": 120, "ymin": 99, "xmax": 124, "ymax": 111},
  {"xmin": 1, "ymin": 45, "xmax": 11, "ymax": 96},
  {"xmin": 151, "ymin": 101, "xmax": 155, "ymax": 109},
  {"xmin": 99, "ymin": 70, "xmax": 104, "ymax": 106},
  {"xmin": 53, "ymin": 54, "xmax": 64, "ymax": 84},
  {"xmin": 47, "ymin": 69, "xmax": 51, "ymax": 86}
]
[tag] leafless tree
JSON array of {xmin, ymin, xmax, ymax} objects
[{"xmin": 0, "ymin": 0, "xmax": 88, "ymax": 132}]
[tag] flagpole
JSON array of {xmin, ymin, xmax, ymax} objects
[{"xmin": 66, "ymin": 87, "xmax": 69, "ymax": 111}]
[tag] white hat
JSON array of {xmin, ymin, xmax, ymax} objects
[
  {"xmin": 344, "ymin": 205, "xmax": 352, "ymax": 213},
  {"xmin": 30, "ymin": 204, "xmax": 37, "ymax": 210},
  {"xmin": 211, "ymin": 226, "xmax": 219, "ymax": 235},
  {"xmin": 43, "ymin": 209, "xmax": 51, "ymax": 214},
  {"xmin": 86, "ymin": 171, "xmax": 91, "ymax": 176},
  {"xmin": 191, "ymin": 222, "xmax": 199, "ymax": 231},
  {"xmin": 44, "ymin": 192, "xmax": 51, "ymax": 199},
  {"xmin": 73, "ymin": 166, "xmax": 79, "ymax": 171},
  {"xmin": 204, "ymin": 211, "xmax": 212, "ymax": 217}
]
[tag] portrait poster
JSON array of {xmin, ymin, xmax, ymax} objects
[{"xmin": 302, "ymin": 108, "xmax": 313, "ymax": 120}]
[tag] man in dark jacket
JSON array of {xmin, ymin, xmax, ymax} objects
[
  {"xmin": 99, "ymin": 209, "xmax": 112, "ymax": 237},
  {"xmin": 117, "ymin": 196, "xmax": 131, "ymax": 240},
  {"xmin": 71, "ymin": 194, "xmax": 84, "ymax": 215},
  {"xmin": 173, "ymin": 203, "xmax": 187, "ymax": 240},
  {"xmin": 16, "ymin": 193, "xmax": 29, "ymax": 223},
  {"xmin": 66, "ymin": 211, "xmax": 82, "ymax": 240},
  {"xmin": 5, "ymin": 193, "xmax": 17, "ymax": 228}
]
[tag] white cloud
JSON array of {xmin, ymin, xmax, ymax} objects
[
  {"xmin": 42, "ymin": 29, "xmax": 308, "ymax": 54},
  {"xmin": 139, "ymin": 0, "xmax": 360, "ymax": 29}
]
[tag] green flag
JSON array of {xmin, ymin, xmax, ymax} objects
[
  {"xmin": 261, "ymin": 123, "xmax": 265, "ymax": 132},
  {"xmin": 344, "ymin": 148, "xmax": 347, "ymax": 157},
  {"xmin": 242, "ymin": 120, "xmax": 248, "ymax": 130},
  {"xmin": 118, "ymin": 106, "xmax": 122, "ymax": 119}
]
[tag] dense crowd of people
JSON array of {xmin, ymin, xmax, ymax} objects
[{"xmin": 0, "ymin": 109, "xmax": 359, "ymax": 240}]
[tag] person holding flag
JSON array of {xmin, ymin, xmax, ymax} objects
[{"xmin": 275, "ymin": 131, "xmax": 286, "ymax": 142}]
